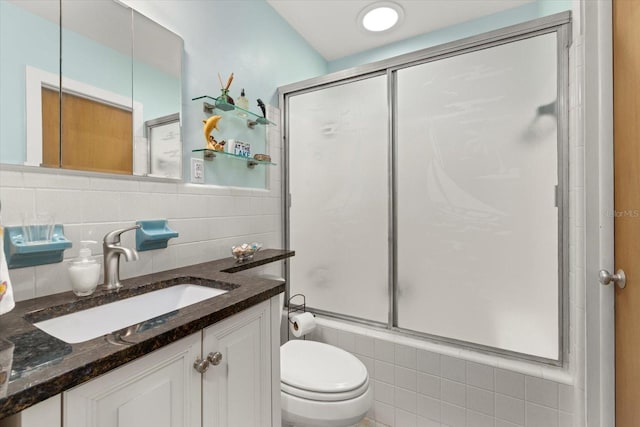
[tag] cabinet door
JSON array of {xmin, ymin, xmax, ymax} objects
[
  {"xmin": 64, "ymin": 333, "xmax": 201, "ymax": 427},
  {"xmin": 0, "ymin": 395, "xmax": 61, "ymax": 427},
  {"xmin": 202, "ymin": 300, "xmax": 271, "ymax": 427}
]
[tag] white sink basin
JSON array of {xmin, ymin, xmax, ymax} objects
[{"xmin": 34, "ymin": 284, "xmax": 227, "ymax": 344}]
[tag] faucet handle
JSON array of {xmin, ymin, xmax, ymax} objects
[{"xmin": 103, "ymin": 224, "xmax": 141, "ymax": 245}]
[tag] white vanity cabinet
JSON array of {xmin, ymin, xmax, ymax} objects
[
  {"xmin": 62, "ymin": 298, "xmax": 279, "ymax": 427},
  {"xmin": 202, "ymin": 299, "xmax": 272, "ymax": 427},
  {"xmin": 64, "ymin": 333, "xmax": 201, "ymax": 427}
]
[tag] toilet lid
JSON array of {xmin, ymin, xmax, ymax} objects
[{"xmin": 281, "ymin": 340, "xmax": 368, "ymax": 395}]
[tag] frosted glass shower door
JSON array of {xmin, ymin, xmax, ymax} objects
[
  {"xmin": 288, "ymin": 75, "xmax": 389, "ymax": 323},
  {"xmin": 396, "ymin": 33, "xmax": 561, "ymax": 359}
]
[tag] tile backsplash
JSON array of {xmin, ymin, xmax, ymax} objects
[
  {"xmin": 0, "ymin": 114, "xmax": 283, "ymax": 301},
  {"xmin": 304, "ymin": 323, "xmax": 575, "ymax": 427}
]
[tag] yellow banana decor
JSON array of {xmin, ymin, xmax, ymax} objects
[{"xmin": 202, "ymin": 115, "xmax": 222, "ymax": 150}]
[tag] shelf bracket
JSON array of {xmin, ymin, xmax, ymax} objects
[{"xmin": 203, "ymin": 102, "xmax": 215, "ymax": 114}]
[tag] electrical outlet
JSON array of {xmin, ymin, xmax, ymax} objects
[{"xmin": 191, "ymin": 158, "xmax": 204, "ymax": 184}]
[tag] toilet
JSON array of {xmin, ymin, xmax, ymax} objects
[
  {"xmin": 266, "ymin": 282, "xmax": 372, "ymax": 427},
  {"xmin": 280, "ymin": 339, "xmax": 373, "ymax": 427}
]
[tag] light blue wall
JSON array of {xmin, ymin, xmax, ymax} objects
[
  {"xmin": 328, "ymin": 0, "xmax": 572, "ymax": 72},
  {"xmin": 122, "ymin": 0, "xmax": 329, "ymax": 185}
]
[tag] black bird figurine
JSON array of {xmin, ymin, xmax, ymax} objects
[
  {"xmin": 256, "ymin": 99, "xmax": 268, "ymax": 124},
  {"xmin": 256, "ymin": 98, "xmax": 266, "ymax": 117}
]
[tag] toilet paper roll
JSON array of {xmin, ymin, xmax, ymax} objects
[{"xmin": 289, "ymin": 312, "xmax": 316, "ymax": 338}]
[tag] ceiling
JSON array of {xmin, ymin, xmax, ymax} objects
[{"xmin": 267, "ymin": 0, "xmax": 535, "ymax": 61}]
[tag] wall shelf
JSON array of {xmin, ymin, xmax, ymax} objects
[
  {"xmin": 192, "ymin": 95, "xmax": 274, "ymax": 127},
  {"xmin": 192, "ymin": 149, "xmax": 276, "ymax": 169}
]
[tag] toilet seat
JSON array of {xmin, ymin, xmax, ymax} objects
[
  {"xmin": 281, "ymin": 340, "xmax": 369, "ymax": 402},
  {"xmin": 282, "ymin": 377, "xmax": 370, "ymax": 402}
]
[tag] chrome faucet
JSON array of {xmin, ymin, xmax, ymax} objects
[{"xmin": 103, "ymin": 225, "xmax": 140, "ymax": 290}]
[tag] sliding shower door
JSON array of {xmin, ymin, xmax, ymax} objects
[
  {"xmin": 287, "ymin": 75, "xmax": 389, "ymax": 323},
  {"xmin": 283, "ymin": 14, "xmax": 569, "ymax": 362},
  {"xmin": 395, "ymin": 33, "xmax": 562, "ymax": 360}
]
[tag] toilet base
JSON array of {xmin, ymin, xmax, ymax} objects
[{"xmin": 281, "ymin": 386, "xmax": 372, "ymax": 427}]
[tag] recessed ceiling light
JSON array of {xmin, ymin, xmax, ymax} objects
[{"xmin": 359, "ymin": 2, "xmax": 404, "ymax": 33}]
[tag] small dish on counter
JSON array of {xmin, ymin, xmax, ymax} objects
[{"xmin": 231, "ymin": 242, "xmax": 262, "ymax": 262}]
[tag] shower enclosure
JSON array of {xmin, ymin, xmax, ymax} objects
[{"xmin": 280, "ymin": 13, "xmax": 570, "ymax": 363}]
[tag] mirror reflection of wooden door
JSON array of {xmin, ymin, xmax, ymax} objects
[
  {"xmin": 613, "ymin": 0, "xmax": 639, "ymax": 425},
  {"xmin": 42, "ymin": 87, "xmax": 133, "ymax": 174}
]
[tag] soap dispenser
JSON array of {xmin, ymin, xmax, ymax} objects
[{"xmin": 68, "ymin": 240, "xmax": 100, "ymax": 296}]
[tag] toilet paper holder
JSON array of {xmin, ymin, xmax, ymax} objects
[{"xmin": 287, "ymin": 293, "xmax": 312, "ymax": 340}]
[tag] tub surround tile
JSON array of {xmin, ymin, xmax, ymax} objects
[
  {"xmin": 559, "ymin": 383, "xmax": 575, "ymax": 413},
  {"xmin": 525, "ymin": 376, "xmax": 559, "ymax": 409},
  {"xmin": 417, "ymin": 350, "xmax": 440, "ymax": 376},
  {"xmin": 416, "ymin": 393, "xmax": 440, "ymax": 422},
  {"xmin": 441, "ymin": 402, "xmax": 466, "ymax": 427},
  {"xmin": 308, "ymin": 319, "xmax": 576, "ymax": 427},
  {"xmin": 466, "ymin": 385, "xmax": 494, "ymax": 416},
  {"xmin": 466, "ymin": 409, "xmax": 494, "ymax": 427},
  {"xmin": 496, "ymin": 368, "xmax": 526, "ymax": 399},
  {"xmin": 559, "ymin": 410, "xmax": 574, "ymax": 427},
  {"xmin": 441, "ymin": 379, "xmax": 466, "ymax": 407},
  {"xmin": 356, "ymin": 335, "xmax": 375, "ymax": 357},
  {"xmin": 526, "ymin": 402, "xmax": 559, "ymax": 427},
  {"xmin": 375, "ymin": 380, "xmax": 395, "ymax": 405},
  {"xmin": 338, "ymin": 330, "xmax": 356, "ymax": 353},
  {"xmin": 374, "ymin": 401, "xmax": 395, "ymax": 426},
  {"xmin": 395, "ymin": 343, "xmax": 417, "ymax": 370},
  {"xmin": 394, "ymin": 387, "xmax": 417, "ymax": 414},
  {"xmin": 496, "ymin": 393, "xmax": 525, "ymax": 425},
  {"xmin": 375, "ymin": 360, "xmax": 396, "ymax": 385},
  {"xmin": 495, "ymin": 418, "xmax": 522, "ymax": 427},
  {"xmin": 416, "ymin": 416, "xmax": 440, "ymax": 427},
  {"xmin": 395, "ymin": 408, "xmax": 417, "ymax": 427},
  {"xmin": 466, "ymin": 361, "xmax": 495, "ymax": 391},
  {"xmin": 441, "ymin": 355, "xmax": 466, "ymax": 383},
  {"xmin": 417, "ymin": 372, "xmax": 440, "ymax": 398},
  {"xmin": 375, "ymin": 338, "xmax": 396, "ymax": 363},
  {"xmin": 395, "ymin": 366, "xmax": 417, "ymax": 391},
  {"xmin": 0, "ymin": 249, "xmax": 293, "ymax": 418}
]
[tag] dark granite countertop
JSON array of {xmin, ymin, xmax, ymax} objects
[{"xmin": 0, "ymin": 249, "xmax": 294, "ymax": 419}]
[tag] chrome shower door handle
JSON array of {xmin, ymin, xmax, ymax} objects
[{"xmin": 599, "ymin": 269, "xmax": 627, "ymax": 289}]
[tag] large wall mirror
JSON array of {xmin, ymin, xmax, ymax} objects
[{"xmin": 0, "ymin": 0, "xmax": 183, "ymax": 179}]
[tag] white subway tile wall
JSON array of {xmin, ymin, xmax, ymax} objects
[
  {"xmin": 309, "ymin": 324, "xmax": 575, "ymax": 427},
  {"xmin": 0, "ymin": 107, "xmax": 283, "ymax": 299}
]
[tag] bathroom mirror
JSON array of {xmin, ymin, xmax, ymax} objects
[{"xmin": 0, "ymin": 0, "xmax": 183, "ymax": 179}]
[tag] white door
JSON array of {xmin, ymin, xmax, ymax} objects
[
  {"xmin": 64, "ymin": 333, "xmax": 201, "ymax": 427},
  {"xmin": 202, "ymin": 301, "xmax": 271, "ymax": 427}
]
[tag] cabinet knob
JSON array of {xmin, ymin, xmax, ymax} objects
[
  {"xmin": 207, "ymin": 352, "xmax": 223, "ymax": 366},
  {"xmin": 193, "ymin": 358, "xmax": 209, "ymax": 373}
]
